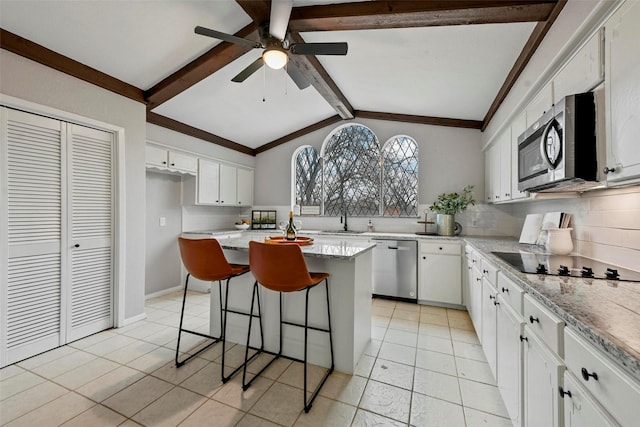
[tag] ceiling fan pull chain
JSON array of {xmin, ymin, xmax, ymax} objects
[{"xmin": 262, "ymin": 65, "xmax": 266, "ymax": 103}]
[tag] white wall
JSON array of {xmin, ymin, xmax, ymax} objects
[
  {"xmin": 145, "ymin": 172, "xmax": 182, "ymax": 295},
  {"xmin": 252, "ymin": 117, "xmax": 518, "ymax": 235},
  {"xmin": 0, "ymin": 49, "xmax": 147, "ymax": 321}
]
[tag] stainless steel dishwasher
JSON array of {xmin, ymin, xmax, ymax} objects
[{"xmin": 372, "ymin": 239, "xmax": 418, "ymax": 302}]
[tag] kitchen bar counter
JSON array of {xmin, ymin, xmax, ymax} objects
[
  {"xmin": 464, "ymin": 237, "xmax": 640, "ymax": 382},
  {"xmin": 182, "ymin": 233, "xmax": 374, "ymax": 375}
]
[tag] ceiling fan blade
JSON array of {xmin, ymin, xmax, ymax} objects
[
  {"xmin": 195, "ymin": 26, "xmax": 261, "ymax": 49},
  {"xmin": 269, "ymin": 0, "xmax": 293, "ymax": 41},
  {"xmin": 231, "ymin": 57, "xmax": 265, "ymax": 83},
  {"xmin": 286, "ymin": 62, "xmax": 311, "ymax": 90},
  {"xmin": 290, "ymin": 42, "xmax": 348, "ymax": 56}
]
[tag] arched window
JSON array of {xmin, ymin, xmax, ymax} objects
[
  {"xmin": 322, "ymin": 124, "xmax": 380, "ymax": 216},
  {"xmin": 293, "ymin": 146, "xmax": 322, "ymax": 210},
  {"xmin": 292, "ymin": 125, "xmax": 419, "ymax": 217},
  {"xmin": 382, "ymin": 135, "xmax": 418, "ymax": 217}
]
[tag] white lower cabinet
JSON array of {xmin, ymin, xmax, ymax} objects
[
  {"xmin": 481, "ymin": 278, "xmax": 498, "ymax": 376},
  {"xmin": 418, "ymin": 242, "xmax": 461, "ymax": 305},
  {"xmin": 469, "ymin": 262, "xmax": 483, "ymax": 342},
  {"xmin": 523, "ymin": 326, "xmax": 565, "ymax": 427},
  {"xmin": 562, "ymin": 371, "xmax": 619, "ymax": 427}
]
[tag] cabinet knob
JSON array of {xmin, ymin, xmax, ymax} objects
[
  {"xmin": 489, "ymin": 295, "xmax": 496, "ymax": 300},
  {"xmin": 476, "ymin": 278, "xmax": 482, "ymax": 282},
  {"xmin": 501, "ymin": 287, "xmax": 509, "ymax": 293},
  {"xmin": 493, "ymin": 300, "xmax": 500, "ymax": 306},
  {"xmin": 74, "ymin": 244, "xmax": 80, "ymax": 248},
  {"xmin": 529, "ymin": 315, "xmax": 539, "ymax": 324},
  {"xmin": 519, "ymin": 335, "xmax": 528, "ymax": 342},
  {"xmin": 581, "ymin": 367, "xmax": 598, "ymax": 382},
  {"xmin": 162, "ymin": 161, "xmax": 167, "ymax": 164},
  {"xmin": 603, "ymin": 166, "xmax": 617, "ymax": 174},
  {"xmin": 505, "ymin": 193, "xmax": 510, "ymax": 197},
  {"xmin": 558, "ymin": 387, "xmax": 572, "ymax": 399},
  {"xmin": 439, "ymin": 247, "xmax": 443, "ymax": 250},
  {"xmin": 483, "ymin": 269, "xmax": 488, "ymax": 274},
  {"xmin": 423, "ymin": 256, "xmax": 426, "ymax": 260},
  {"xmin": 170, "ymin": 163, "xmax": 175, "ymax": 166}
]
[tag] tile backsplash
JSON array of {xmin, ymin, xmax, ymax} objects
[{"xmin": 511, "ymin": 186, "xmax": 640, "ymax": 272}]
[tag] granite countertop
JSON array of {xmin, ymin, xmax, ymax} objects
[
  {"xmin": 218, "ymin": 235, "xmax": 376, "ymax": 260},
  {"xmin": 464, "ymin": 237, "xmax": 640, "ymax": 383}
]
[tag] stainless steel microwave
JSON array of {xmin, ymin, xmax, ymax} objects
[{"xmin": 517, "ymin": 92, "xmax": 602, "ymax": 192}]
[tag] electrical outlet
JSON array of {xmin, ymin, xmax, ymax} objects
[{"xmin": 159, "ymin": 217, "xmax": 166, "ymax": 227}]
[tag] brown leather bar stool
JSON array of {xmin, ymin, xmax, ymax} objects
[
  {"xmin": 176, "ymin": 237, "xmax": 262, "ymax": 382},
  {"xmin": 243, "ymin": 241, "xmax": 334, "ymax": 413}
]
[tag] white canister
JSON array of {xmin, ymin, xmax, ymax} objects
[{"xmin": 546, "ymin": 228, "xmax": 573, "ymax": 255}]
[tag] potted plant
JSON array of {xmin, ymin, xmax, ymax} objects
[{"xmin": 429, "ymin": 185, "xmax": 476, "ymax": 236}]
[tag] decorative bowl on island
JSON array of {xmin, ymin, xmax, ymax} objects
[{"xmin": 234, "ymin": 223, "xmax": 250, "ymax": 230}]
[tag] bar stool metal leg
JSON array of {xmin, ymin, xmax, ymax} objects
[{"xmin": 175, "ymin": 274, "xmax": 223, "ymax": 367}]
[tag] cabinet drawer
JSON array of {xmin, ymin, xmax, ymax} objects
[
  {"xmin": 564, "ymin": 327, "xmax": 640, "ymax": 427},
  {"xmin": 497, "ymin": 272, "xmax": 524, "ymax": 315},
  {"xmin": 420, "ymin": 242, "xmax": 460, "ymax": 255},
  {"xmin": 481, "ymin": 258, "xmax": 499, "ymax": 285},
  {"xmin": 524, "ymin": 294, "xmax": 564, "ymax": 355}
]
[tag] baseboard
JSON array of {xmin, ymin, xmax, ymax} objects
[
  {"xmin": 120, "ymin": 312, "xmax": 147, "ymax": 327},
  {"xmin": 145, "ymin": 285, "xmax": 183, "ymax": 300}
]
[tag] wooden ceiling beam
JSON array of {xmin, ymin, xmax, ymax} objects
[
  {"xmin": 144, "ymin": 22, "xmax": 259, "ymax": 110},
  {"xmin": 481, "ymin": 0, "xmax": 566, "ymax": 130},
  {"xmin": 355, "ymin": 110, "xmax": 483, "ymax": 129},
  {"xmin": 147, "ymin": 111, "xmax": 255, "ymax": 156},
  {"xmin": 255, "ymin": 115, "xmax": 343, "ymax": 154},
  {"xmin": 288, "ymin": 32, "xmax": 354, "ymax": 119},
  {"xmin": 0, "ymin": 28, "xmax": 145, "ymax": 104},
  {"xmin": 235, "ymin": 0, "xmax": 271, "ymax": 24},
  {"xmin": 288, "ymin": 1, "xmax": 558, "ymax": 32}
]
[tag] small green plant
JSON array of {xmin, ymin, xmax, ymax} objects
[{"xmin": 429, "ymin": 185, "xmax": 476, "ymax": 215}]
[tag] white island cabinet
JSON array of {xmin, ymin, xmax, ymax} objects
[{"xmin": 207, "ymin": 235, "xmax": 375, "ymax": 375}]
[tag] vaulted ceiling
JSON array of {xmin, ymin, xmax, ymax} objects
[{"xmin": 0, "ymin": 0, "xmax": 565, "ymax": 155}]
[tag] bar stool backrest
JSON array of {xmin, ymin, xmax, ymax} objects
[
  {"xmin": 178, "ymin": 237, "xmax": 235, "ymax": 282},
  {"xmin": 249, "ymin": 241, "xmax": 314, "ymax": 292}
]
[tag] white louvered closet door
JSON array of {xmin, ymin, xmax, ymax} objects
[
  {"xmin": 1, "ymin": 107, "xmax": 114, "ymax": 367},
  {"xmin": 1, "ymin": 108, "xmax": 65, "ymax": 365},
  {"xmin": 66, "ymin": 124, "xmax": 113, "ymax": 342}
]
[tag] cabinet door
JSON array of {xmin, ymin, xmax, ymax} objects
[
  {"xmin": 237, "ymin": 168, "xmax": 253, "ymax": 206},
  {"xmin": 499, "ymin": 131, "xmax": 511, "ymax": 201},
  {"xmin": 145, "ymin": 145, "xmax": 168, "ymax": 168},
  {"xmin": 604, "ymin": 0, "xmax": 640, "ymax": 183},
  {"xmin": 497, "ymin": 297, "xmax": 524, "ymax": 427},
  {"xmin": 219, "ymin": 163, "xmax": 237, "ymax": 205},
  {"xmin": 553, "ymin": 29, "xmax": 604, "ymax": 103},
  {"xmin": 562, "ymin": 371, "xmax": 618, "ymax": 427},
  {"xmin": 469, "ymin": 265, "xmax": 483, "ymax": 341},
  {"xmin": 484, "ymin": 150, "xmax": 492, "ymax": 203},
  {"xmin": 490, "ymin": 144, "xmax": 501, "ymax": 203},
  {"xmin": 197, "ymin": 159, "xmax": 220, "ymax": 205},
  {"xmin": 419, "ymin": 253, "xmax": 461, "ymax": 305},
  {"xmin": 168, "ymin": 151, "xmax": 197, "ymax": 173},
  {"xmin": 523, "ymin": 327, "xmax": 564, "ymax": 427},
  {"xmin": 510, "ymin": 112, "xmax": 528, "ymax": 200},
  {"xmin": 526, "ymin": 83, "xmax": 553, "ymax": 127},
  {"xmin": 481, "ymin": 279, "xmax": 498, "ymax": 376}
]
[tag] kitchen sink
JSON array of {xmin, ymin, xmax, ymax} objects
[{"xmin": 320, "ymin": 230, "xmax": 365, "ymax": 234}]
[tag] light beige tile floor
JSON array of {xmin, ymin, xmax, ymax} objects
[{"xmin": 0, "ymin": 292, "xmax": 510, "ymax": 426}]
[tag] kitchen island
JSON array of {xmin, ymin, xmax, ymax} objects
[{"xmin": 203, "ymin": 234, "xmax": 376, "ymax": 375}]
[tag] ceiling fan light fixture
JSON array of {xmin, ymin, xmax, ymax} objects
[{"xmin": 263, "ymin": 47, "xmax": 288, "ymax": 70}]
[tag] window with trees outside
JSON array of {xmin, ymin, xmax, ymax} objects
[{"xmin": 294, "ymin": 124, "xmax": 418, "ymax": 217}]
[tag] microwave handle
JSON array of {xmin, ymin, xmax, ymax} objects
[{"xmin": 539, "ymin": 120, "xmax": 558, "ymax": 170}]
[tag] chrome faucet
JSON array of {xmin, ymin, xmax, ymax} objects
[{"xmin": 341, "ymin": 205, "xmax": 348, "ymax": 231}]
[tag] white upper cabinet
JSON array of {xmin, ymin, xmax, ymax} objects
[
  {"xmin": 196, "ymin": 158, "xmax": 221, "ymax": 205},
  {"xmin": 526, "ymin": 82, "xmax": 553, "ymax": 127},
  {"xmin": 145, "ymin": 145, "xmax": 197, "ymax": 175},
  {"xmin": 237, "ymin": 168, "xmax": 254, "ymax": 207},
  {"xmin": 485, "ymin": 128, "xmax": 513, "ymax": 204},
  {"xmin": 553, "ymin": 29, "xmax": 604, "ymax": 103},
  {"xmin": 219, "ymin": 163, "xmax": 237, "ymax": 206},
  {"xmin": 603, "ymin": 0, "xmax": 640, "ymax": 184}
]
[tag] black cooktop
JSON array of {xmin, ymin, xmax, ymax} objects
[{"xmin": 492, "ymin": 251, "xmax": 640, "ymax": 282}]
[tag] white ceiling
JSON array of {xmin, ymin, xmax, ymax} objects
[{"xmin": 0, "ymin": 0, "xmax": 538, "ymax": 150}]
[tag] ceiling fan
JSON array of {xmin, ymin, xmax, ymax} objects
[{"xmin": 194, "ymin": 0, "xmax": 348, "ymax": 89}]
